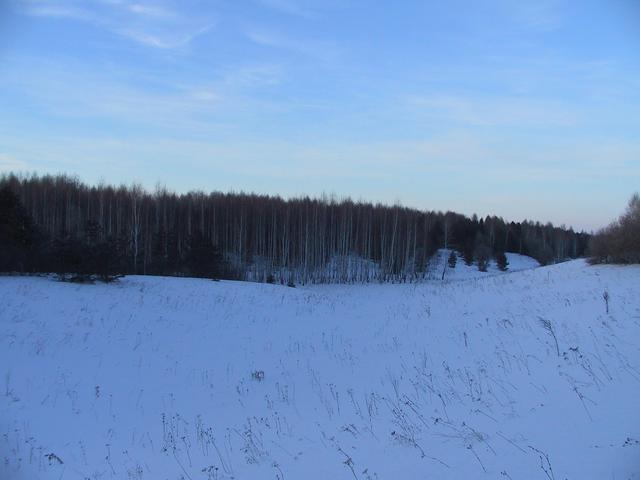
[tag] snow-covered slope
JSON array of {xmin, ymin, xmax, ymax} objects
[
  {"xmin": 433, "ymin": 249, "xmax": 540, "ymax": 282},
  {"xmin": 1, "ymin": 261, "xmax": 639, "ymax": 479}
]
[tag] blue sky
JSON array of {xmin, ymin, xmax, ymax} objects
[{"xmin": 1, "ymin": 0, "xmax": 639, "ymax": 231}]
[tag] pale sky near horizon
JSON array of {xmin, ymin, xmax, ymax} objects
[{"xmin": 0, "ymin": 0, "xmax": 639, "ymax": 231}]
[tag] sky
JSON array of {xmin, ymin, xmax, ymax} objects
[{"xmin": 0, "ymin": 0, "xmax": 639, "ymax": 231}]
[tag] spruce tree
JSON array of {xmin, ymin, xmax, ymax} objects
[
  {"xmin": 476, "ymin": 254, "xmax": 489, "ymax": 272},
  {"xmin": 185, "ymin": 233, "xmax": 224, "ymax": 279},
  {"xmin": 496, "ymin": 251, "xmax": 509, "ymax": 271},
  {"xmin": 0, "ymin": 186, "xmax": 40, "ymax": 273},
  {"xmin": 474, "ymin": 233, "xmax": 491, "ymax": 272},
  {"xmin": 50, "ymin": 236, "xmax": 87, "ymax": 281},
  {"xmin": 448, "ymin": 250, "xmax": 457, "ymax": 268},
  {"xmin": 462, "ymin": 241, "xmax": 474, "ymax": 266},
  {"xmin": 92, "ymin": 236, "xmax": 125, "ymax": 282}
]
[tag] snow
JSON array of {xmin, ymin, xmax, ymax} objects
[
  {"xmin": 434, "ymin": 250, "xmax": 540, "ymax": 282},
  {"xmin": 1, "ymin": 259, "xmax": 639, "ymax": 479},
  {"xmin": 246, "ymin": 249, "xmax": 541, "ymax": 284}
]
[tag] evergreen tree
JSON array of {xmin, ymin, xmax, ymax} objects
[
  {"xmin": 476, "ymin": 253, "xmax": 489, "ymax": 272},
  {"xmin": 496, "ymin": 251, "xmax": 509, "ymax": 271},
  {"xmin": 448, "ymin": 250, "xmax": 457, "ymax": 268},
  {"xmin": 50, "ymin": 236, "xmax": 88, "ymax": 281},
  {"xmin": 474, "ymin": 233, "xmax": 491, "ymax": 272},
  {"xmin": 462, "ymin": 240, "xmax": 474, "ymax": 266},
  {"xmin": 0, "ymin": 186, "xmax": 41, "ymax": 272},
  {"xmin": 185, "ymin": 233, "xmax": 224, "ymax": 279},
  {"xmin": 91, "ymin": 236, "xmax": 126, "ymax": 282},
  {"xmin": 45, "ymin": 222, "xmax": 126, "ymax": 282}
]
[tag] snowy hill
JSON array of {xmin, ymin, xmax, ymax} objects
[
  {"xmin": 432, "ymin": 249, "xmax": 540, "ymax": 282},
  {"xmin": 1, "ymin": 260, "xmax": 639, "ymax": 479}
]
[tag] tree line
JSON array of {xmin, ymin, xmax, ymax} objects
[
  {"xmin": 0, "ymin": 173, "xmax": 590, "ymax": 283},
  {"xmin": 589, "ymin": 193, "xmax": 640, "ymax": 265}
]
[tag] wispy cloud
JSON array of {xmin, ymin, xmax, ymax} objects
[
  {"xmin": 21, "ymin": 2, "xmax": 93, "ymax": 21},
  {"xmin": 222, "ymin": 63, "xmax": 284, "ymax": 87},
  {"xmin": 16, "ymin": 0, "xmax": 215, "ymax": 49},
  {"xmin": 127, "ymin": 3, "xmax": 174, "ymax": 18},
  {"xmin": 0, "ymin": 57, "xmax": 223, "ymax": 133},
  {"xmin": 245, "ymin": 27, "xmax": 339, "ymax": 62},
  {"xmin": 510, "ymin": 0, "xmax": 563, "ymax": 31},
  {"xmin": 116, "ymin": 22, "xmax": 214, "ymax": 49},
  {"xmin": 0, "ymin": 56, "xmax": 298, "ymax": 138},
  {"xmin": 257, "ymin": 0, "xmax": 317, "ymax": 18},
  {"xmin": 404, "ymin": 93, "xmax": 582, "ymax": 128}
]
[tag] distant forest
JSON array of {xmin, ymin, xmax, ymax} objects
[{"xmin": 0, "ymin": 173, "xmax": 589, "ymax": 283}]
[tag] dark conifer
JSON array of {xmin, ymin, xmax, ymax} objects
[
  {"xmin": 448, "ymin": 250, "xmax": 457, "ymax": 268},
  {"xmin": 462, "ymin": 241, "xmax": 474, "ymax": 266},
  {"xmin": 185, "ymin": 233, "xmax": 224, "ymax": 279},
  {"xmin": 474, "ymin": 233, "xmax": 491, "ymax": 272},
  {"xmin": 0, "ymin": 186, "xmax": 41, "ymax": 273},
  {"xmin": 496, "ymin": 251, "xmax": 509, "ymax": 271}
]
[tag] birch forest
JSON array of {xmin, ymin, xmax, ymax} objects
[{"xmin": 0, "ymin": 174, "xmax": 589, "ymax": 283}]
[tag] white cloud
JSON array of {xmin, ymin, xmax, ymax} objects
[
  {"xmin": 245, "ymin": 27, "xmax": 339, "ymax": 62},
  {"xmin": 222, "ymin": 63, "xmax": 284, "ymax": 87},
  {"xmin": 404, "ymin": 93, "xmax": 582, "ymax": 128},
  {"xmin": 21, "ymin": 2, "xmax": 93, "ymax": 21},
  {"xmin": 0, "ymin": 56, "xmax": 300, "ymax": 138},
  {"xmin": 116, "ymin": 22, "xmax": 214, "ymax": 49},
  {"xmin": 0, "ymin": 58, "xmax": 226, "ymax": 133},
  {"xmin": 257, "ymin": 0, "xmax": 317, "ymax": 18},
  {"xmin": 127, "ymin": 3, "xmax": 174, "ymax": 18},
  {"xmin": 16, "ymin": 0, "xmax": 215, "ymax": 49},
  {"xmin": 189, "ymin": 90, "xmax": 219, "ymax": 102}
]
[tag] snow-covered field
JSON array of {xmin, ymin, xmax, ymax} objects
[{"xmin": 1, "ymin": 259, "xmax": 639, "ymax": 479}]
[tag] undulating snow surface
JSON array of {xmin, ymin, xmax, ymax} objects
[
  {"xmin": 434, "ymin": 250, "xmax": 540, "ymax": 282},
  {"xmin": 1, "ymin": 260, "xmax": 639, "ymax": 479}
]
